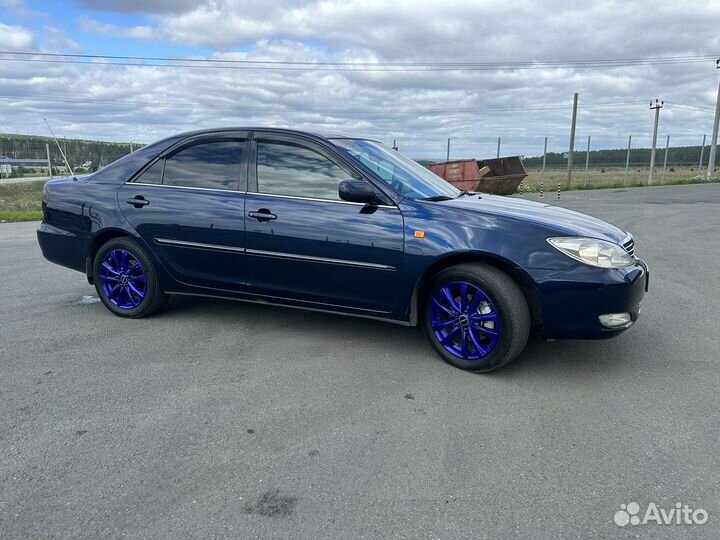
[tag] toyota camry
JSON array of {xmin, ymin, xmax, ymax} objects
[{"xmin": 37, "ymin": 128, "xmax": 648, "ymax": 372}]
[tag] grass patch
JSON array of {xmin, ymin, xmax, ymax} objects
[
  {"xmin": 0, "ymin": 210, "xmax": 43, "ymax": 222},
  {"xmin": 0, "ymin": 172, "xmax": 716, "ymax": 223},
  {"xmin": 517, "ymin": 168, "xmax": 717, "ymax": 193},
  {"xmin": 0, "ymin": 180, "xmax": 45, "ymax": 222}
]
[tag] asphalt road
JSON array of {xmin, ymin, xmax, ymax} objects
[{"xmin": 1, "ymin": 183, "xmax": 719, "ymax": 539}]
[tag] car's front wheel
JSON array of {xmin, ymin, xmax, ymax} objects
[
  {"xmin": 423, "ymin": 263, "xmax": 530, "ymax": 372},
  {"xmin": 93, "ymin": 237, "xmax": 167, "ymax": 318}
]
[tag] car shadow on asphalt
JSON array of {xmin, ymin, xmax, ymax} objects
[
  {"xmin": 161, "ymin": 295, "xmax": 645, "ymax": 379},
  {"xmin": 163, "ymin": 293, "xmax": 425, "ymax": 345}
]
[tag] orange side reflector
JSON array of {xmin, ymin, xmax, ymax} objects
[{"xmin": 414, "ymin": 231, "xmax": 425, "ymax": 239}]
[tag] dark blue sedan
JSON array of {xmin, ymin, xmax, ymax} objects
[{"xmin": 37, "ymin": 128, "xmax": 648, "ymax": 372}]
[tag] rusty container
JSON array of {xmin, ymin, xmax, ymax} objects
[
  {"xmin": 429, "ymin": 157, "xmax": 527, "ymax": 195},
  {"xmin": 475, "ymin": 157, "xmax": 528, "ymax": 195},
  {"xmin": 428, "ymin": 160, "xmax": 484, "ymax": 191}
]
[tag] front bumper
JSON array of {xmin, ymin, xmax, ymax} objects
[{"xmin": 530, "ymin": 258, "xmax": 648, "ymax": 340}]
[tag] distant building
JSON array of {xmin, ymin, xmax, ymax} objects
[{"xmin": 0, "ymin": 158, "xmax": 50, "ymax": 170}]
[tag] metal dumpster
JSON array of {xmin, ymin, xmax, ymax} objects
[
  {"xmin": 429, "ymin": 156, "xmax": 527, "ymax": 195},
  {"xmin": 428, "ymin": 160, "xmax": 485, "ymax": 191},
  {"xmin": 475, "ymin": 157, "xmax": 528, "ymax": 195}
]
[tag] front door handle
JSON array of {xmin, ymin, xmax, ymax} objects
[
  {"xmin": 126, "ymin": 196, "xmax": 150, "ymax": 208},
  {"xmin": 248, "ymin": 209, "xmax": 277, "ymax": 222}
]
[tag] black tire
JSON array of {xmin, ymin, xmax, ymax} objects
[
  {"xmin": 422, "ymin": 263, "xmax": 530, "ymax": 372},
  {"xmin": 93, "ymin": 237, "xmax": 167, "ymax": 318}
]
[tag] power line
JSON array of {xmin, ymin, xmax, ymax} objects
[
  {"xmin": 665, "ymin": 103, "xmax": 716, "ymax": 113},
  {"xmin": 0, "ymin": 93, "xmax": 646, "ymax": 114},
  {"xmin": 0, "ymin": 51, "xmax": 717, "ymax": 71}
]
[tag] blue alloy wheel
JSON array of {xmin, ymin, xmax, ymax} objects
[
  {"xmin": 99, "ymin": 249, "xmax": 147, "ymax": 309},
  {"xmin": 430, "ymin": 281, "xmax": 501, "ymax": 361}
]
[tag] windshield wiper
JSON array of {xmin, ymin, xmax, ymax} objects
[
  {"xmin": 456, "ymin": 190, "xmax": 475, "ymax": 197},
  {"xmin": 420, "ymin": 195, "xmax": 454, "ymax": 201}
]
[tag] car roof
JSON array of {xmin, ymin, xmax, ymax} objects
[
  {"xmin": 165, "ymin": 127, "xmax": 381, "ymax": 143},
  {"xmin": 88, "ymin": 127, "xmax": 384, "ymax": 185}
]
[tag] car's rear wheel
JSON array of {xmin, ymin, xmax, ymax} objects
[
  {"xmin": 423, "ymin": 263, "xmax": 530, "ymax": 372},
  {"xmin": 93, "ymin": 237, "xmax": 167, "ymax": 318}
]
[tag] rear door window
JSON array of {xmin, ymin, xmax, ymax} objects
[{"xmin": 162, "ymin": 140, "xmax": 244, "ymax": 190}]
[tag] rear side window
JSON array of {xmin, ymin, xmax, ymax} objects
[
  {"xmin": 256, "ymin": 141, "xmax": 352, "ymax": 200},
  {"xmin": 136, "ymin": 160, "xmax": 163, "ymax": 184},
  {"xmin": 162, "ymin": 141, "xmax": 244, "ymax": 190}
]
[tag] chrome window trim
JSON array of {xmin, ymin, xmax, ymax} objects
[
  {"xmin": 248, "ymin": 191, "xmax": 397, "ymax": 209},
  {"xmin": 246, "ymin": 248, "xmax": 396, "ymax": 270},
  {"xmin": 130, "ymin": 182, "xmax": 243, "ymax": 194},
  {"xmin": 154, "ymin": 238, "xmax": 245, "ymax": 253}
]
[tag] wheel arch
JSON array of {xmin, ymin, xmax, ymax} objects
[
  {"xmin": 85, "ymin": 228, "xmax": 135, "ymax": 284},
  {"xmin": 408, "ymin": 252, "xmax": 543, "ymax": 327}
]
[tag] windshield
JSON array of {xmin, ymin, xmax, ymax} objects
[{"xmin": 332, "ymin": 139, "xmax": 461, "ymax": 200}]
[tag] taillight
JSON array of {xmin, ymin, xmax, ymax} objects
[{"xmin": 42, "ymin": 183, "xmax": 48, "ymax": 215}]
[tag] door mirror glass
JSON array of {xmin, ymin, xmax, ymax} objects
[{"xmin": 338, "ymin": 180, "xmax": 378, "ymax": 204}]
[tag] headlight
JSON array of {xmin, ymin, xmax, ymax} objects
[{"xmin": 547, "ymin": 237, "xmax": 634, "ymax": 268}]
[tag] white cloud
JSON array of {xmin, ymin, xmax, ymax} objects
[
  {"xmin": 2, "ymin": 0, "xmax": 719, "ymax": 158},
  {"xmin": 79, "ymin": 16, "xmax": 155, "ymax": 40},
  {"xmin": 0, "ymin": 22, "xmax": 34, "ymax": 49},
  {"xmin": 73, "ymin": 0, "xmax": 200, "ymax": 15},
  {"xmin": 44, "ymin": 26, "xmax": 83, "ymax": 52}
]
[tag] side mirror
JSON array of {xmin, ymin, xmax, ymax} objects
[{"xmin": 338, "ymin": 180, "xmax": 378, "ymax": 204}]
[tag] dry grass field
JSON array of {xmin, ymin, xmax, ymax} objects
[
  {"xmin": 0, "ymin": 180, "xmax": 44, "ymax": 222},
  {"xmin": 521, "ymin": 165, "xmax": 712, "ymax": 192},
  {"xmin": 0, "ymin": 168, "xmax": 717, "ymax": 222}
]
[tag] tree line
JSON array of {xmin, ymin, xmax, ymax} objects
[
  {"xmin": 1, "ymin": 133, "xmax": 712, "ymax": 171},
  {"xmin": 522, "ymin": 145, "xmax": 711, "ymax": 167},
  {"xmin": 0, "ymin": 133, "xmax": 143, "ymax": 173}
]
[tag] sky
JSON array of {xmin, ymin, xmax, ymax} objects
[{"xmin": 0, "ymin": 0, "xmax": 719, "ymax": 160}]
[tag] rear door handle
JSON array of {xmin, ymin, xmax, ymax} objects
[
  {"xmin": 248, "ymin": 210, "xmax": 277, "ymax": 222},
  {"xmin": 126, "ymin": 196, "xmax": 150, "ymax": 208}
]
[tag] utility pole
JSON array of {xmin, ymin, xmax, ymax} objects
[
  {"xmin": 648, "ymin": 99, "xmax": 663, "ymax": 185},
  {"xmin": 707, "ymin": 58, "xmax": 720, "ymax": 180},
  {"xmin": 661, "ymin": 135, "xmax": 670, "ymax": 183},
  {"xmin": 446, "ymin": 138, "xmax": 451, "ymax": 161},
  {"xmin": 624, "ymin": 135, "xmax": 632, "ymax": 186},
  {"xmin": 46, "ymin": 143, "xmax": 52, "ymax": 179},
  {"xmin": 542, "ymin": 136, "xmax": 548, "ymax": 179},
  {"xmin": 392, "ymin": 139, "xmax": 398, "ymax": 151},
  {"xmin": 567, "ymin": 92, "xmax": 578, "ymax": 188},
  {"xmin": 496, "ymin": 137, "xmax": 501, "ymax": 159},
  {"xmin": 583, "ymin": 135, "xmax": 591, "ymax": 187},
  {"xmin": 698, "ymin": 134, "xmax": 706, "ymax": 173}
]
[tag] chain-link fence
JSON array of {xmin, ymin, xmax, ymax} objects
[
  {"xmin": 519, "ymin": 140, "xmax": 715, "ymax": 190},
  {"xmin": 0, "ymin": 135, "xmax": 140, "ymax": 179},
  {"xmin": 417, "ymin": 135, "xmax": 717, "ymax": 192},
  {"xmin": 1, "ymin": 132, "xmax": 716, "ymax": 192}
]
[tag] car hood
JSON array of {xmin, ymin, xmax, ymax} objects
[{"xmin": 434, "ymin": 194, "xmax": 628, "ymax": 244}]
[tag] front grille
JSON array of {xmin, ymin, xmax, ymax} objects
[{"xmin": 622, "ymin": 236, "xmax": 635, "ymax": 256}]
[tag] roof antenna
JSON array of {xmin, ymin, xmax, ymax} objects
[{"xmin": 43, "ymin": 118, "xmax": 77, "ymax": 181}]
